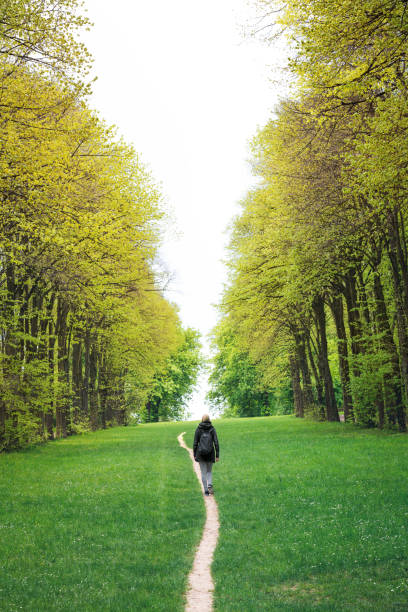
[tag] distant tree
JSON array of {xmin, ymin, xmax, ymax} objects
[
  {"xmin": 144, "ymin": 328, "xmax": 202, "ymax": 422},
  {"xmin": 208, "ymin": 319, "xmax": 292, "ymax": 417}
]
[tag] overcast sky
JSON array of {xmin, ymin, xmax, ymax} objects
[{"xmin": 83, "ymin": 0, "xmax": 286, "ymax": 419}]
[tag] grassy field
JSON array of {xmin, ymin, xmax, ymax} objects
[
  {"xmin": 0, "ymin": 422, "xmax": 203, "ymax": 611},
  {"xmin": 1, "ymin": 417, "xmax": 407, "ymax": 611},
  {"xmin": 212, "ymin": 416, "xmax": 408, "ymax": 611}
]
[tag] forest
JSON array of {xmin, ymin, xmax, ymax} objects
[
  {"xmin": 3, "ymin": 0, "xmax": 408, "ymax": 450},
  {"xmin": 209, "ymin": 0, "xmax": 408, "ymax": 431},
  {"xmin": 0, "ymin": 0, "xmax": 201, "ymax": 451}
]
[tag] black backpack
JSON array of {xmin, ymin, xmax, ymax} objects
[{"xmin": 198, "ymin": 430, "xmax": 213, "ymax": 459}]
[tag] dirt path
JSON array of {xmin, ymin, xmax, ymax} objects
[{"xmin": 178, "ymin": 432, "xmax": 220, "ymax": 612}]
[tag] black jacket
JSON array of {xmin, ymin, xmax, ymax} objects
[{"xmin": 193, "ymin": 421, "xmax": 219, "ymax": 463}]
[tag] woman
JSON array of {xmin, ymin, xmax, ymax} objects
[{"xmin": 193, "ymin": 414, "xmax": 220, "ymax": 496}]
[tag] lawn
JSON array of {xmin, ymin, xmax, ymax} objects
[
  {"xmin": 212, "ymin": 416, "xmax": 408, "ymax": 611},
  {"xmin": 0, "ymin": 421, "xmax": 202, "ymax": 611},
  {"xmin": 1, "ymin": 416, "xmax": 407, "ymax": 611}
]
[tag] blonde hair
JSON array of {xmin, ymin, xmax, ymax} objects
[{"xmin": 201, "ymin": 414, "xmax": 210, "ymax": 422}]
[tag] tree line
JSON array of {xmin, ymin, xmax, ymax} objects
[
  {"xmin": 210, "ymin": 0, "xmax": 408, "ymax": 431},
  {"xmin": 0, "ymin": 0, "xmax": 201, "ymax": 451}
]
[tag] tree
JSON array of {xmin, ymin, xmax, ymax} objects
[
  {"xmin": 0, "ymin": 1, "xmax": 191, "ymax": 449},
  {"xmin": 144, "ymin": 328, "xmax": 202, "ymax": 422},
  {"xmin": 208, "ymin": 318, "xmax": 291, "ymax": 417},
  {"xmin": 211, "ymin": 0, "xmax": 408, "ymax": 430}
]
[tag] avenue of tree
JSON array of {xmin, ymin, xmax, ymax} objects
[
  {"xmin": 210, "ymin": 0, "xmax": 408, "ymax": 431},
  {"xmin": 0, "ymin": 1, "xmax": 201, "ymax": 451}
]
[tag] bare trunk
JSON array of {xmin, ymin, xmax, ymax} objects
[
  {"xmin": 388, "ymin": 208, "xmax": 408, "ymax": 317},
  {"xmin": 42, "ymin": 295, "xmax": 55, "ymax": 440},
  {"xmin": 306, "ymin": 334, "xmax": 324, "ymax": 407},
  {"xmin": 387, "ymin": 219, "xmax": 408, "ymax": 431},
  {"xmin": 373, "ymin": 271, "xmax": 406, "ymax": 431},
  {"xmin": 56, "ymin": 298, "xmax": 69, "ymax": 438},
  {"xmin": 343, "ymin": 268, "xmax": 363, "ymax": 376},
  {"xmin": 289, "ymin": 354, "xmax": 304, "ymax": 418},
  {"xmin": 72, "ymin": 335, "xmax": 82, "ymax": 425},
  {"xmin": 81, "ymin": 327, "xmax": 90, "ymax": 423},
  {"xmin": 0, "ymin": 398, "xmax": 6, "ymax": 450},
  {"xmin": 99, "ymin": 350, "xmax": 108, "ymax": 429},
  {"xmin": 89, "ymin": 340, "xmax": 98, "ymax": 430},
  {"xmin": 47, "ymin": 312, "xmax": 56, "ymax": 440},
  {"xmin": 295, "ymin": 331, "xmax": 314, "ymax": 409},
  {"xmin": 329, "ymin": 295, "xmax": 354, "ymax": 423},
  {"xmin": 313, "ymin": 296, "xmax": 339, "ymax": 422}
]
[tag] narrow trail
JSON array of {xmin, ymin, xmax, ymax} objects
[{"xmin": 178, "ymin": 432, "xmax": 220, "ymax": 612}]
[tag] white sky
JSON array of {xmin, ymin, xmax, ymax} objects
[{"xmin": 83, "ymin": 0, "xmax": 286, "ymax": 419}]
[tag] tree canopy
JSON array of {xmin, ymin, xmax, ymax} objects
[
  {"xmin": 209, "ymin": 0, "xmax": 408, "ymax": 430},
  {"xmin": 0, "ymin": 0, "xmax": 201, "ymax": 450}
]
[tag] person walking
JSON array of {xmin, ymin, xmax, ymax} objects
[{"xmin": 193, "ymin": 414, "xmax": 219, "ymax": 496}]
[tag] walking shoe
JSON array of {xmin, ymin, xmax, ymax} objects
[
  {"xmin": 208, "ymin": 484, "xmax": 214, "ymax": 495},
  {"xmin": 204, "ymin": 490, "xmax": 210, "ymax": 496}
]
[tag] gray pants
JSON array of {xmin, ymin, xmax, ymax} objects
[{"xmin": 199, "ymin": 461, "xmax": 213, "ymax": 491}]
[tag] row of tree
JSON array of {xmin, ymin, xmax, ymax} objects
[
  {"xmin": 210, "ymin": 0, "xmax": 408, "ymax": 430},
  {"xmin": 208, "ymin": 319, "xmax": 293, "ymax": 417},
  {"xmin": 0, "ymin": 1, "xmax": 201, "ymax": 450}
]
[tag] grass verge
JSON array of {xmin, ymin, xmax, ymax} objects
[
  {"xmin": 212, "ymin": 416, "xmax": 408, "ymax": 611},
  {"xmin": 0, "ymin": 422, "xmax": 203, "ymax": 611}
]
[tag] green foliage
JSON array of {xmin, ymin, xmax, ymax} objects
[
  {"xmin": 0, "ymin": 337, "xmax": 55, "ymax": 448},
  {"xmin": 0, "ymin": 1, "xmax": 190, "ymax": 449},
  {"xmin": 208, "ymin": 319, "xmax": 292, "ymax": 417},
  {"xmin": 349, "ymin": 348, "xmax": 393, "ymax": 427},
  {"xmin": 210, "ymin": 0, "xmax": 408, "ymax": 430},
  {"xmin": 144, "ymin": 328, "xmax": 203, "ymax": 422},
  {"xmin": 270, "ymin": 381, "xmax": 294, "ymax": 416}
]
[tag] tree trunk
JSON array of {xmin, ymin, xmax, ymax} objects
[
  {"xmin": 89, "ymin": 340, "xmax": 98, "ymax": 430},
  {"xmin": 388, "ymin": 208, "xmax": 408, "ymax": 317},
  {"xmin": 20, "ymin": 285, "xmax": 29, "ymax": 362},
  {"xmin": 98, "ymin": 350, "xmax": 108, "ymax": 429},
  {"xmin": 356, "ymin": 266, "xmax": 371, "ymax": 327},
  {"xmin": 30, "ymin": 293, "xmax": 44, "ymax": 437},
  {"xmin": 72, "ymin": 335, "xmax": 82, "ymax": 425},
  {"xmin": 40, "ymin": 294, "xmax": 54, "ymax": 440},
  {"xmin": 0, "ymin": 394, "xmax": 6, "ymax": 450},
  {"xmin": 373, "ymin": 271, "xmax": 406, "ymax": 431},
  {"xmin": 329, "ymin": 295, "xmax": 354, "ymax": 422},
  {"xmin": 295, "ymin": 331, "xmax": 314, "ymax": 410},
  {"xmin": 146, "ymin": 400, "xmax": 152, "ymax": 423},
  {"xmin": 387, "ymin": 225, "xmax": 408, "ymax": 430},
  {"xmin": 343, "ymin": 268, "xmax": 363, "ymax": 376},
  {"xmin": 81, "ymin": 327, "xmax": 90, "ymax": 423},
  {"xmin": 55, "ymin": 297, "xmax": 70, "ymax": 438},
  {"xmin": 47, "ymin": 309, "xmax": 56, "ymax": 440},
  {"xmin": 306, "ymin": 334, "xmax": 324, "ymax": 407},
  {"xmin": 313, "ymin": 296, "xmax": 339, "ymax": 422},
  {"xmin": 115, "ymin": 372, "xmax": 127, "ymax": 424},
  {"xmin": 289, "ymin": 354, "xmax": 304, "ymax": 418},
  {"xmin": 151, "ymin": 399, "xmax": 160, "ymax": 423},
  {"xmin": 28, "ymin": 292, "xmax": 40, "ymax": 361}
]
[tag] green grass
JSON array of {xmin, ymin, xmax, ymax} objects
[
  {"xmin": 2, "ymin": 417, "xmax": 407, "ymax": 611},
  {"xmin": 212, "ymin": 416, "xmax": 408, "ymax": 611},
  {"xmin": 0, "ymin": 422, "xmax": 203, "ymax": 611}
]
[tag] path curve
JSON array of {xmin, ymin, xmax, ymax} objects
[{"xmin": 178, "ymin": 432, "xmax": 219, "ymax": 612}]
